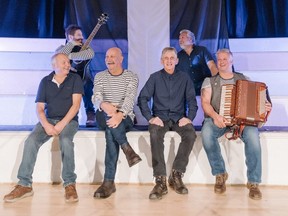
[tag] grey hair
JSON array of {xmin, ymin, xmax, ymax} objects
[
  {"xmin": 161, "ymin": 47, "xmax": 177, "ymax": 58},
  {"xmin": 180, "ymin": 29, "xmax": 196, "ymax": 44},
  {"xmin": 216, "ymin": 48, "xmax": 233, "ymax": 61},
  {"xmin": 51, "ymin": 53, "xmax": 68, "ymax": 64}
]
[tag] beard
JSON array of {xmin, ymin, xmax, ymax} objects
[{"xmin": 180, "ymin": 42, "xmax": 193, "ymax": 50}]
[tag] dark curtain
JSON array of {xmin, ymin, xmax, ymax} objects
[
  {"xmin": 1, "ymin": 0, "xmax": 288, "ymax": 39},
  {"xmin": 226, "ymin": 0, "xmax": 288, "ymax": 38},
  {"xmin": 170, "ymin": 0, "xmax": 229, "ymax": 57},
  {"xmin": 64, "ymin": 0, "xmax": 127, "ymax": 40},
  {"xmin": 0, "ymin": 0, "xmax": 65, "ymax": 37}
]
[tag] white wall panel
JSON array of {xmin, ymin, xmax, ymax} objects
[{"xmin": 1, "ymin": 130, "xmax": 288, "ymax": 185}]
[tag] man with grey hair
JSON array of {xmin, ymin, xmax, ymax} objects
[
  {"xmin": 201, "ymin": 48, "xmax": 272, "ymax": 200},
  {"xmin": 177, "ymin": 29, "xmax": 218, "ymax": 95},
  {"xmin": 138, "ymin": 47, "xmax": 198, "ymax": 200},
  {"xmin": 3, "ymin": 53, "xmax": 83, "ymax": 203}
]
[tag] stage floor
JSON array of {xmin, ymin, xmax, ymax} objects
[{"xmin": 1, "ymin": 183, "xmax": 288, "ymax": 216}]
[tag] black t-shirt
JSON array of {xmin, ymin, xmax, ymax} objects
[
  {"xmin": 35, "ymin": 72, "xmax": 84, "ymax": 121},
  {"xmin": 177, "ymin": 45, "xmax": 214, "ymax": 95}
]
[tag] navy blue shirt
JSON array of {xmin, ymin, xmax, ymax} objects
[
  {"xmin": 36, "ymin": 72, "xmax": 84, "ymax": 122},
  {"xmin": 138, "ymin": 69, "xmax": 198, "ymax": 123},
  {"xmin": 176, "ymin": 45, "xmax": 214, "ymax": 95}
]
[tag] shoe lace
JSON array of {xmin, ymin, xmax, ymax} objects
[
  {"xmin": 249, "ymin": 184, "xmax": 259, "ymax": 191},
  {"xmin": 9, "ymin": 185, "xmax": 27, "ymax": 196},
  {"xmin": 155, "ymin": 176, "xmax": 166, "ymax": 187},
  {"xmin": 10, "ymin": 185, "xmax": 20, "ymax": 195},
  {"xmin": 65, "ymin": 185, "xmax": 76, "ymax": 194},
  {"xmin": 173, "ymin": 170, "xmax": 184, "ymax": 178},
  {"xmin": 216, "ymin": 175, "xmax": 224, "ymax": 185},
  {"xmin": 172, "ymin": 170, "xmax": 185, "ymax": 186}
]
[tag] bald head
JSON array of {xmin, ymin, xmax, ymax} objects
[
  {"xmin": 107, "ymin": 47, "xmax": 123, "ymax": 56},
  {"xmin": 105, "ymin": 47, "xmax": 124, "ymax": 74}
]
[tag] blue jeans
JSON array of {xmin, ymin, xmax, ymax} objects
[
  {"xmin": 201, "ymin": 118, "xmax": 262, "ymax": 183},
  {"xmin": 17, "ymin": 119, "xmax": 78, "ymax": 187},
  {"xmin": 149, "ymin": 120, "xmax": 196, "ymax": 176},
  {"xmin": 96, "ymin": 110, "xmax": 134, "ymax": 181}
]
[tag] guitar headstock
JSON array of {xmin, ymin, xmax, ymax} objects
[{"xmin": 98, "ymin": 13, "xmax": 109, "ymax": 25}]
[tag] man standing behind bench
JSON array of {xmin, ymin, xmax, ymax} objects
[
  {"xmin": 138, "ymin": 47, "xmax": 198, "ymax": 200},
  {"xmin": 3, "ymin": 53, "xmax": 83, "ymax": 203}
]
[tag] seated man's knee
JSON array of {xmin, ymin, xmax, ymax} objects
[
  {"xmin": 187, "ymin": 131, "xmax": 197, "ymax": 142},
  {"xmin": 149, "ymin": 125, "xmax": 161, "ymax": 135}
]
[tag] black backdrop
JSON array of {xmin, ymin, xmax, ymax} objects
[{"xmin": 0, "ymin": 0, "xmax": 287, "ymax": 39}]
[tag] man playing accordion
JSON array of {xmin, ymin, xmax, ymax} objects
[{"xmin": 200, "ymin": 48, "xmax": 272, "ymax": 200}]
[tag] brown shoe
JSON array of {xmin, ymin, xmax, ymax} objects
[
  {"xmin": 149, "ymin": 176, "xmax": 168, "ymax": 200},
  {"xmin": 214, "ymin": 173, "xmax": 228, "ymax": 194},
  {"xmin": 168, "ymin": 170, "xmax": 188, "ymax": 194},
  {"xmin": 94, "ymin": 181, "xmax": 116, "ymax": 199},
  {"xmin": 121, "ymin": 143, "xmax": 142, "ymax": 167},
  {"xmin": 65, "ymin": 184, "xmax": 78, "ymax": 203},
  {"xmin": 3, "ymin": 185, "xmax": 33, "ymax": 202},
  {"xmin": 247, "ymin": 183, "xmax": 262, "ymax": 200}
]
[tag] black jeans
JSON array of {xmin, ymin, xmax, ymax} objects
[{"xmin": 148, "ymin": 119, "xmax": 196, "ymax": 177}]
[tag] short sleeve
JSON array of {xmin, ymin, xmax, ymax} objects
[{"xmin": 201, "ymin": 77, "xmax": 211, "ymax": 90}]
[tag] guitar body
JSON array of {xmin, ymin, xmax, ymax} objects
[{"xmin": 70, "ymin": 45, "xmax": 91, "ymax": 79}]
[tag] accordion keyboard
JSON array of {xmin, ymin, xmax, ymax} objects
[{"xmin": 219, "ymin": 84, "xmax": 235, "ymax": 125}]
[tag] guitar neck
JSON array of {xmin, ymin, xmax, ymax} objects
[{"xmin": 80, "ymin": 24, "xmax": 102, "ymax": 51}]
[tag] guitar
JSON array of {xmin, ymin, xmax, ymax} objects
[{"xmin": 70, "ymin": 13, "xmax": 109, "ymax": 79}]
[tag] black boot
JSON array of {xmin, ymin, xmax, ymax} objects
[
  {"xmin": 121, "ymin": 143, "xmax": 142, "ymax": 167},
  {"xmin": 94, "ymin": 180, "xmax": 116, "ymax": 199},
  {"xmin": 168, "ymin": 169, "xmax": 188, "ymax": 194},
  {"xmin": 149, "ymin": 176, "xmax": 168, "ymax": 200}
]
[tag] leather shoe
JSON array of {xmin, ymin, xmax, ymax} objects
[
  {"xmin": 168, "ymin": 169, "xmax": 188, "ymax": 194},
  {"xmin": 149, "ymin": 176, "xmax": 168, "ymax": 200},
  {"xmin": 214, "ymin": 173, "xmax": 228, "ymax": 194},
  {"xmin": 247, "ymin": 183, "xmax": 262, "ymax": 200},
  {"xmin": 94, "ymin": 181, "xmax": 116, "ymax": 199},
  {"xmin": 121, "ymin": 143, "xmax": 142, "ymax": 167}
]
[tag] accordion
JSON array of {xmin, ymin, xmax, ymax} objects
[{"xmin": 219, "ymin": 79, "xmax": 268, "ymax": 128}]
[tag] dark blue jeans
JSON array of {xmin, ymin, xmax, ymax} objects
[
  {"xmin": 96, "ymin": 110, "xmax": 134, "ymax": 181},
  {"xmin": 148, "ymin": 120, "xmax": 197, "ymax": 176}
]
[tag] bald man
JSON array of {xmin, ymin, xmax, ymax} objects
[{"xmin": 92, "ymin": 47, "xmax": 142, "ymax": 199}]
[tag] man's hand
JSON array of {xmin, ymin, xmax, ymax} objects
[
  {"xmin": 43, "ymin": 123, "xmax": 58, "ymax": 136},
  {"xmin": 178, "ymin": 117, "xmax": 192, "ymax": 127},
  {"xmin": 106, "ymin": 112, "xmax": 123, "ymax": 128},
  {"xmin": 149, "ymin": 117, "xmax": 164, "ymax": 127},
  {"xmin": 100, "ymin": 102, "xmax": 118, "ymax": 116},
  {"xmin": 54, "ymin": 121, "xmax": 67, "ymax": 134},
  {"xmin": 213, "ymin": 114, "xmax": 227, "ymax": 128}
]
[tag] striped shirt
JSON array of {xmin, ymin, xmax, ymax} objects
[
  {"xmin": 55, "ymin": 42, "xmax": 95, "ymax": 61},
  {"xmin": 92, "ymin": 69, "xmax": 139, "ymax": 120}
]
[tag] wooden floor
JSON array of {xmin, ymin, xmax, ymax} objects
[{"xmin": 1, "ymin": 183, "xmax": 287, "ymax": 216}]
